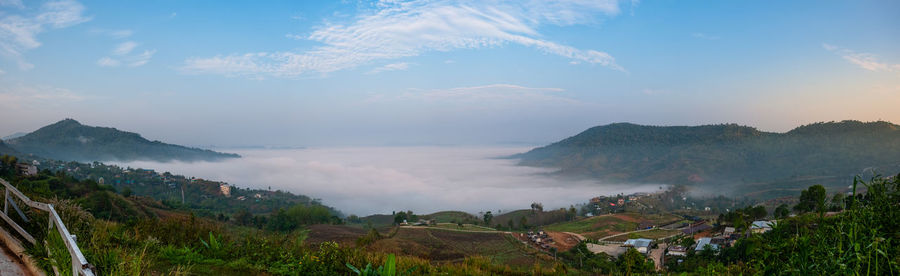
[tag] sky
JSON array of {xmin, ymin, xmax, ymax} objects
[{"xmin": 1, "ymin": 0, "xmax": 899, "ymax": 147}]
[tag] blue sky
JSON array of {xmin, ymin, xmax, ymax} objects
[{"xmin": 1, "ymin": 0, "xmax": 898, "ymax": 147}]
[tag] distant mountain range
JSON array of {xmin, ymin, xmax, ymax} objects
[
  {"xmin": 1, "ymin": 132, "xmax": 27, "ymax": 141},
  {"xmin": 515, "ymin": 121, "xmax": 900, "ymax": 197},
  {"xmin": 3, "ymin": 119, "xmax": 239, "ymax": 162}
]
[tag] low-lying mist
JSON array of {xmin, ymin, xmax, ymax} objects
[{"xmin": 115, "ymin": 147, "xmax": 662, "ymax": 216}]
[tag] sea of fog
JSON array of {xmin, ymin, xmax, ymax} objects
[{"xmin": 114, "ymin": 147, "xmax": 662, "ymax": 216}]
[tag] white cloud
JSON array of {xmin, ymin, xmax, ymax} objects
[
  {"xmin": 128, "ymin": 50, "xmax": 155, "ymax": 67},
  {"xmin": 0, "ymin": 0, "xmax": 90, "ymax": 70},
  {"xmin": 96, "ymin": 56, "xmax": 119, "ymax": 67},
  {"xmin": 88, "ymin": 28, "xmax": 133, "ymax": 39},
  {"xmin": 183, "ymin": 0, "xmax": 626, "ymax": 78},
  {"xmin": 367, "ymin": 62, "xmax": 410, "ymax": 74},
  {"xmin": 113, "ymin": 41, "xmax": 138, "ymax": 55},
  {"xmin": 98, "ymin": 42, "xmax": 155, "ymax": 68},
  {"xmin": 823, "ymin": 43, "xmax": 899, "ymax": 73},
  {"xmin": 691, "ymin": 32, "xmax": 719, "ymax": 40},
  {"xmin": 0, "ymin": 0, "xmax": 23, "ymax": 9},
  {"xmin": 114, "ymin": 147, "xmax": 662, "ymax": 216}
]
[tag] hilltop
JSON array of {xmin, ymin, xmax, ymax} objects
[
  {"xmin": 516, "ymin": 120, "xmax": 900, "ymax": 196},
  {"xmin": 5, "ymin": 119, "xmax": 239, "ymax": 162}
]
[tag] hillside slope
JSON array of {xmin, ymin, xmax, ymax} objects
[
  {"xmin": 0, "ymin": 140, "xmax": 17, "ymax": 155},
  {"xmin": 6, "ymin": 119, "xmax": 239, "ymax": 162},
  {"xmin": 516, "ymin": 121, "xmax": 900, "ymax": 195}
]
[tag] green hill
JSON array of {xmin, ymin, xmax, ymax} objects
[
  {"xmin": 516, "ymin": 120, "xmax": 900, "ymax": 196},
  {"xmin": 6, "ymin": 119, "xmax": 239, "ymax": 162},
  {"xmin": 0, "ymin": 140, "xmax": 17, "ymax": 155}
]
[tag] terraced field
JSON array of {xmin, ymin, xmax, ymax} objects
[
  {"xmin": 544, "ymin": 212, "xmax": 680, "ymax": 240},
  {"xmin": 366, "ymin": 227, "xmax": 552, "ymax": 268}
]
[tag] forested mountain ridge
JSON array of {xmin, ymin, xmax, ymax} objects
[
  {"xmin": 0, "ymin": 140, "xmax": 17, "ymax": 155},
  {"xmin": 516, "ymin": 120, "xmax": 900, "ymax": 196},
  {"xmin": 5, "ymin": 119, "xmax": 239, "ymax": 162}
]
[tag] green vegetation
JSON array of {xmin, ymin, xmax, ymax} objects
[
  {"xmin": 667, "ymin": 176, "xmax": 900, "ymax": 274},
  {"xmin": 5, "ymin": 119, "xmax": 238, "ymax": 162},
  {"xmin": 517, "ymin": 121, "xmax": 900, "ymax": 197},
  {"xmin": 2, "ymin": 157, "xmax": 569, "ymax": 275}
]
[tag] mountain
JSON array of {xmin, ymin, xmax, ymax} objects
[
  {"xmin": 515, "ymin": 121, "xmax": 900, "ymax": 197},
  {"xmin": 0, "ymin": 140, "xmax": 18, "ymax": 155},
  {"xmin": 5, "ymin": 119, "xmax": 239, "ymax": 162},
  {"xmin": 2, "ymin": 132, "xmax": 27, "ymax": 141}
]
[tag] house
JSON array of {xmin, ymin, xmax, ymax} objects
[
  {"xmin": 617, "ymin": 198, "xmax": 625, "ymax": 205},
  {"xmin": 750, "ymin": 221, "xmax": 775, "ymax": 233},
  {"xmin": 694, "ymin": 237, "xmax": 719, "ymax": 252},
  {"xmin": 220, "ymin": 184, "xmax": 232, "ymax": 197},
  {"xmin": 236, "ymin": 196, "xmax": 247, "ymax": 201},
  {"xmin": 723, "ymin": 227, "xmax": 735, "ymax": 236},
  {"xmin": 16, "ymin": 164, "xmax": 37, "ymax": 176},
  {"xmin": 666, "ymin": 245, "xmax": 687, "ymax": 257},
  {"xmin": 624, "ymin": 238, "xmax": 653, "ymax": 254}
]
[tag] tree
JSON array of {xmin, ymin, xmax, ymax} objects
[
  {"xmin": 567, "ymin": 206, "xmax": 578, "ymax": 221},
  {"xmin": 393, "ymin": 211, "xmax": 408, "ymax": 225},
  {"xmin": 774, "ymin": 204, "xmax": 790, "ymax": 219},
  {"xmin": 234, "ymin": 209, "xmax": 252, "ymax": 226},
  {"xmin": 531, "ymin": 202, "xmax": 543, "ymax": 213},
  {"xmin": 749, "ymin": 205, "xmax": 767, "ymax": 220},
  {"xmin": 617, "ymin": 248, "xmax": 654, "ymax": 274},
  {"xmin": 507, "ymin": 219, "xmax": 514, "ymax": 230},
  {"xmin": 120, "ymin": 186, "xmax": 133, "ymax": 197},
  {"xmin": 519, "ymin": 216, "xmax": 528, "ymax": 229},
  {"xmin": 483, "ymin": 211, "xmax": 493, "ymax": 225},
  {"xmin": 794, "ymin": 185, "xmax": 827, "ymax": 214},
  {"xmin": 830, "ymin": 193, "xmax": 845, "ymax": 211}
]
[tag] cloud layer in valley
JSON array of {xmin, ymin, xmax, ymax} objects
[{"xmin": 115, "ymin": 147, "xmax": 662, "ymax": 216}]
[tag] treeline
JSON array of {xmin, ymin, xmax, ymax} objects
[
  {"xmin": 231, "ymin": 204, "xmax": 341, "ymax": 231},
  {"xmin": 671, "ymin": 176, "xmax": 900, "ymax": 274}
]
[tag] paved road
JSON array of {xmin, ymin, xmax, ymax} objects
[{"xmin": 0, "ymin": 244, "xmax": 29, "ymax": 276}]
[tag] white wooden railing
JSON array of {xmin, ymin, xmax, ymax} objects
[{"xmin": 0, "ymin": 178, "xmax": 94, "ymax": 276}]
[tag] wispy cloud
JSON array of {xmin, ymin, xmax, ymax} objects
[
  {"xmin": 691, "ymin": 32, "xmax": 719, "ymax": 40},
  {"xmin": 823, "ymin": 43, "xmax": 900, "ymax": 72},
  {"xmin": 0, "ymin": 81, "xmax": 84, "ymax": 110},
  {"xmin": 98, "ymin": 41, "xmax": 155, "ymax": 68},
  {"xmin": 367, "ymin": 62, "xmax": 411, "ymax": 74},
  {"xmin": 0, "ymin": 0, "xmax": 90, "ymax": 70},
  {"xmin": 0, "ymin": 0, "xmax": 24, "ymax": 9},
  {"xmin": 183, "ymin": 0, "xmax": 626, "ymax": 78},
  {"xmin": 113, "ymin": 41, "xmax": 138, "ymax": 55}
]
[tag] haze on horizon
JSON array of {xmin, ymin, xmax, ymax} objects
[{"xmin": 1, "ymin": 0, "xmax": 898, "ymax": 147}]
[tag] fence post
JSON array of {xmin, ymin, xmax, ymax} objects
[{"xmin": 3, "ymin": 188, "xmax": 7, "ymax": 215}]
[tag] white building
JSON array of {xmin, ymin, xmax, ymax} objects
[
  {"xmin": 624, "ymin": 238, "xmax": 653, "ymax": 254},
  {"xmin": 219, "ymin": 184, "xmax": 232, "ymax": 197}
]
